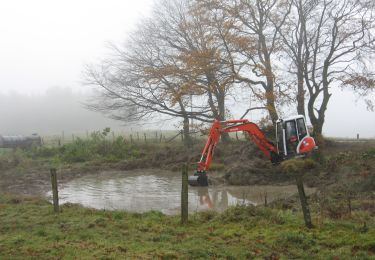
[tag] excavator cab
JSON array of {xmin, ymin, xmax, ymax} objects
[
  {"xmin": 276, "ymin": 115, "xmax": 316, "ymax": 160},
  {"xmin": 189, "ymin": 115, "xmax": 316, "ymax": 186}
]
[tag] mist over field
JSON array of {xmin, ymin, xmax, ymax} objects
[
  {"xmin": 0, "ymin": 86, "xmax": 373, "ymax": 138},
  {"xmin": 0, "ymin": 88, "xmax": 121, "ymax": 135}
]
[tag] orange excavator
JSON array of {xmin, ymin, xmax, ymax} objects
[{"xmin": 188, "ymin": 115, "xmax": 317, "ymax": 186}]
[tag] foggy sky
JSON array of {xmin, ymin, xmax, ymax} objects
[
  {"xmin": 0, "ymin": 0, "xmax": 373, "ymax": 138},
  {"xmin": 0, "ymin": 0, "xmax": 153, "ymax": 95}
]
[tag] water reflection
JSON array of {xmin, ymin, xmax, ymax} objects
[
  {"xmin": 196, "ymin": 188, "xmax": 243, "ymax": 211},
  {"xmin": 198, "ymin": 188, "xmax": 214, "ymax": 209},
  {"xmin": 49, "ymin": 170, "xmax": 315, "ymax": 215}
]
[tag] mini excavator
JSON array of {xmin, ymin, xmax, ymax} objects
[{"xmin": 188, "ymin": 115, "xmax": 317, "ymax": 186}]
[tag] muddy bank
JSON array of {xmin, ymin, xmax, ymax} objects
[{"xmin": 1, "ymin": 140, "xmax": 374, "ymax": 197}]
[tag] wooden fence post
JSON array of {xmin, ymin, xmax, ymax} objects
[
  {"xmin": 181, "ymin": 164, "xmax": 189, "ymax": 224},
  {"xmin": 264, "ymin": 191, "xmax": 268, "ymax": 207},
  {"xmin": 144, "ymin": 133, "xmax": 147, "ymax": 143},
  {"xmin": 50, "ymin": 168, "xmax": 59, "ymax": 213},
  {"xmin": 295, "ymin": 174, "xmax": 313, "ymax": 228}
]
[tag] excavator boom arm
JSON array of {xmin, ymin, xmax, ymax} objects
[
  {"xmin": 189, "ymin": 115, "xmax": 316, "ymax": 186},
  {"xmin": 197, "ymin": 120, "xmax": 278, "ymax": 172}
]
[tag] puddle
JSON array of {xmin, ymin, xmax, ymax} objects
[{"xmin": 48, "ymin": 169, "xmax": 315, "ymax": 215}]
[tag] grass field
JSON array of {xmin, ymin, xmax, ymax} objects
[
  {"xmin": 0, "ymin": 194, "xmax": 374, "ymax": 259},
  {"xmin": 0, "ymin": 134, "xmax": 374, "ymax": 259}
]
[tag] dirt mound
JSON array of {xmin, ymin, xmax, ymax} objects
[
  {"xmin": 221, "ymin": 144, "xmax": 293, "ymax": 185},
  {"xmin": 224, "ymin": 162, "xmax": 292, "ymax": 185}
]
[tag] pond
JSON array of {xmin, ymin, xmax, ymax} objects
[{"xmin": 48, "ymin": 169, "xmax": 315, "ymax": 215}]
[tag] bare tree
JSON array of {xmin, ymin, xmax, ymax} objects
[
  {"xmin": 84, "ymin": 13, "xmax": 213, "ymax": 146},
  {"xmin": 205, "ymin": 0, "xmax": 374, "ymax": 135},
  {"xmin": 206, "ymin": 0, "xmax": 292, "ymax": 125},
  {"xmin": 279, "ymin": 0, "xmax": 314, "ymax": 116},
  {"xmin": 155, "ymin": 0, "xmax": 238, "ymax": 141},
  {"xmin": 301, "ymin": 0, "xmax": 375, "ymax": 137},
  {"xmin": 84, "ymin": 0, "xmax": 241, "ymax": 145}
]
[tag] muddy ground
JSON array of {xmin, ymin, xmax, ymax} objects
[{"xmin": 0, "ymin": 139, "xmax": 374, "ymax": 198}]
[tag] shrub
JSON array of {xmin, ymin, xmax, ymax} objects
[
  {"xmin": 25, "ymin": 129, "xmax": 140, "ymax": 163},
  {"xmin": 362, "ymin": 148, "xmax": 375, "ymax": 159},
  {"xmin": 281, "ymin": 158, "xmax": 318, "ymax": 173},
  {"xmin": 61, "ymin": 138, "xmax": 92, "ymax": 163},
  {"xmin": 218, "ymin": 205, "xmax": 285, "ymax": 225}
]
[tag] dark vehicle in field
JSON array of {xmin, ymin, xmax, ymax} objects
[{"xmin": 0, "ymin": 134, "xmax": 42, "ymax": 149}]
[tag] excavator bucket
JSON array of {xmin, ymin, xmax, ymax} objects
[{"xmin": 188, "ymin": 172, "xmax": 208, "ymax": 186}]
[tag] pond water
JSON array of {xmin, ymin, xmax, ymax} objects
[{"xmin": 48, "ymin": 169, "xmax": 315, "ymax": 215}]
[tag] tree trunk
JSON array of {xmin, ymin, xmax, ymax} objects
[
  {"xmin": 218, "ymin": 94, "xmax": 230, "ymax": 142},
  {"xmin": 310, "ymin": 120, "xmax": 326, "ymax": 162},
  {"xmin": 307, "ymin": 98, "xmax": 331, "ymax": 149},
  {"xmin": 183, "ymin": 117, "xmax": 192, "ymax": 147},
  {"xmin": 296, "ymin": 14, "xmax": 306, "ymax": 117},
  {"xmin": 297, "ymin": 70, "xmax": 305, "ymax": 116},
  {"xmin": 307, "ymin": 62, "xmax": 331, "ymax": 142},
  {"xmin": 307, "ymin": 91, "xmax": 327, "ymax": 148},
  {"xmin": 312, "ymin": 120, "xmax": 324, "ymax": 139},
  {"xmin": 181, "ymin": 164, "xmax": 189, "ymax": 224},
  {"xmin": 295, "ymin": 173, "xmax": 313, "ymax": 229},
  {"xmin": 262, "ymin": 40, "xmax": 279, "ymax": 125},
  {"xmin": 265, "ymin": 88, "xmax": 279, "ymax": 125}
]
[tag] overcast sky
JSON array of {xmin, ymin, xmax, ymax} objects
[
  {"xmin": 0, "ymin": 0, "xmax": 373, "ymax": 138},
  {"xmin": 0, "ymin": 0, "xmax": 153, "ymax": 95}
]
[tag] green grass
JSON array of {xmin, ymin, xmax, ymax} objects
[
  {"xmin": 0, "ymin": 195, "xmax": 374, "ymax": 259},
  {"xmin": 26, "ymin": 130, "xmax": 143, "ymax": 164}
]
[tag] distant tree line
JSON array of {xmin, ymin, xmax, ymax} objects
[{"xmin": 84, "ymin": 0, "xmax": 375, "ymax": 146}]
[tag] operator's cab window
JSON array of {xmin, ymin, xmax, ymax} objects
[
  {"xmin": 297, "ymin": 118, "xmax": 307, "ymax": 140},
  {"xmin": 286, "ymin": 121, "xmax": 297, "ymax": 140},
  {"xmin": 285, "ymin": 120, "xmax": 298, "ymax": 155}
]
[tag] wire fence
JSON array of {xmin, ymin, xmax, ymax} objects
[{"xmin": 40, "ymin": 129, "xmax": 251, "ymax": 147}]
